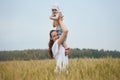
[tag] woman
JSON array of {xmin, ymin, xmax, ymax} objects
[{"xmin": 48, "ymin": 18, "xmax": 69, "ymax": 73}]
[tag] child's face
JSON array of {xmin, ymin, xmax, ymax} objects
[{"xmin": 52, "ymin": 9, "xmax": 58, "ymax": 14}]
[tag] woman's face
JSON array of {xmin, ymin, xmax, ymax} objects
[{"xmin": 51, "ymin": 31, "xmax": 59, "ymax": 42}]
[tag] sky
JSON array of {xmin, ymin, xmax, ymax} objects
[{"xmin": 0, "ymin": 0, "xmax": 120, "ymax": 51}]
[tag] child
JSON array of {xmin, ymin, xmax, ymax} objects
[
  {"xmin": 50, "ymin": 4, "xmax": 63, "ymax": 27},
  {"xmin": 50, "ymin": 4, "xmax": 70, "ymax": 55}
]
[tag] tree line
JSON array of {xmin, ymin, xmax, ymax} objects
[{"xmin": 0, "ymin": 48, "xmax": 120, "ymax": 61}]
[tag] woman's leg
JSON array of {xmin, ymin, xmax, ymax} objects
[
  {"xmin": 62, "ymin": 55, "xmax": 68, "ymax": 70},
  {"xmin": 54, "ymin": 57, "xmax": 62, "ymax": 73}
]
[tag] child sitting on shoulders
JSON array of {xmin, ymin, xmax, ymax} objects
[{"xmin": 50, "ymin": 4, "xmax": 70, "ymax": 55}]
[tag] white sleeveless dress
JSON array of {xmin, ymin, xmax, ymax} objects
[{"xmin": 52, "ymin": 39, "xmax": 68, "ymax": 70}]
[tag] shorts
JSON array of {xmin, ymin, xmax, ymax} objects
[{"xmin": 56, "ymin": 27, "xmax": 67, "ymax": 43}]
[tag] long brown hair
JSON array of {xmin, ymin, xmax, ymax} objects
[{"xmin": 48, "ymin": 30, "xmax": 56, "ymax": 58}]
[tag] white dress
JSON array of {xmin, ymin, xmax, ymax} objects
[{"xmin": 52, "ymin": 39, "xmax": 68, "ymax": 70}]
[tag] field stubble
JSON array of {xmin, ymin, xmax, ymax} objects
[{"xmin": 0, "ymin": 58, "xmax": 120, "ymax": 80}]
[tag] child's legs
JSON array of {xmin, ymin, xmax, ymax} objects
[
  {"xmin": 56, "ymin": 27, "xmax": 62, "ymax": 36},
  {"xmin": 63, "ymin": 36, "xmax": 70, "ymax": 55},
  {"xmin": 62, "ymin": 35, "xmax": 68, "ymax": 49},
  {"xmin": 56, "ymin": 27, "xmax": 68, "ymax": 49},
  {"xmin": 63, "ymin": 42, "xmax": 68, "ymax": 49}
]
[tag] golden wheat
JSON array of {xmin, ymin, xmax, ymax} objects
[{"xmin": 0, "ymin": 58, "xmax": 120, "ymax": 80}]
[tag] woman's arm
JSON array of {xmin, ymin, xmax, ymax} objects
[{"xmin": 58, "ymin": 20, "xmax": 68, "ymax": 47}]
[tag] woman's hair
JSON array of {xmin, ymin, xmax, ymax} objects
[{"xmin": 48, "ymin": 30, "xmax": 56, "ymax": 58}]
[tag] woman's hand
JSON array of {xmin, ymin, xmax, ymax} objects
[{"xmin": 59, "ymin": 12, "xmax": 64, "ymax": 18}]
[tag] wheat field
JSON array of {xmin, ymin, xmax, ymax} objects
[{"xmin": 0, "ymin": 58, "xmax": 120, "ymax": 80}]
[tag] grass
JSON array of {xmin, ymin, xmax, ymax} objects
[{"xmin": 0, "ymin": 58, "xmax": 120, "ymax": 80}]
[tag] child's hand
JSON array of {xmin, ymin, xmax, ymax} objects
[
  {"xmin": 50, "ymin": 16, "xmax": 53, "ymax": 20},
  {"xmin": 50, "ymin": 14, "xmax": 59, "ymax": 20}
]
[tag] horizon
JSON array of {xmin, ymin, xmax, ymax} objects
[{"xmin": 0, "ymin": 48, "xmax": 119, "ymax": 52}]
